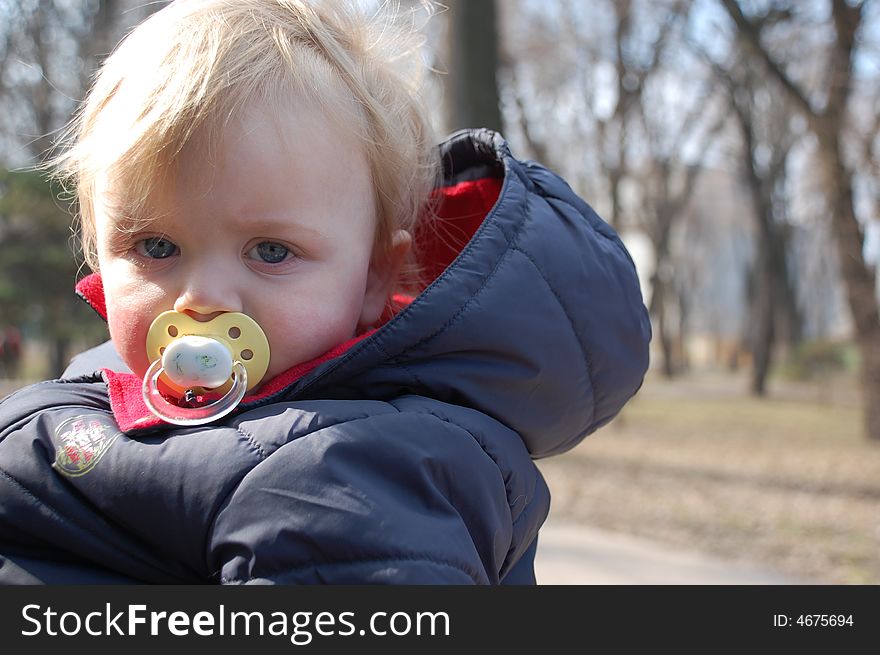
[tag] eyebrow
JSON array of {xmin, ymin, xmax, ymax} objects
[
  {"xmin": 110, "ymin": 211, "xmax": 160, "ymax": 235},
  {"xmin": 227, "ymin": 214, "xmax": 330, "ymax": 242},
  {"xmin": 98, "ymin": 191, "xmax": 160, "ymax": 232},
  {"xmin": 107, "ymin": 208, "xmax": 328, "ymax": 243}
]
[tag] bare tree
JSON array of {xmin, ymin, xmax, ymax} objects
[
  {"xmin": 1, "ymin": 1, "xmax": 165, "ymax": 163},
  {"xmin": 697, "ymin": 42, "xmax": 802, "ymax": 395},
  {"xmin": 0, "ymin": 1, "xmax": 166, "ymax": 374},
  {"xmin": 635, "ymin": 82, "xmax": 727, "ymax": 377},
  {"xmin": 720, "ymin": 0, "xmax": 880, "ymax": 439},
  {"xmin": 502, "ymin": 0, "xmax": 684, "ymax": 232},
  {"xmin": 595, "ymin": 0, "xmax": 687, "ymax": 232},
  {"xmin": 500, "ymin": 0, "xmax": 729, "ymax": 377}
]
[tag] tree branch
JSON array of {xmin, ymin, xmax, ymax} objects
[
  {"xmin": 825, "ymin": 0, "xmax": 863, "ymax": 119},
  {"xmin": 718, "ymin": 0, "xmax": 817, "ymax": 119}
]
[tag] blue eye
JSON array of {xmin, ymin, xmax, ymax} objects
[
  {"xmin": 248, "ymin": 241, "xmax": 289, "ymax": 264},
  {"xmin": 136, "ymin": 237, "xmax": 178, "ymax": 259}
]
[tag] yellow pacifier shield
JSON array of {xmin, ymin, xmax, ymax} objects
[{"xmin": 145, "ymin": 311, "xmax": 270, "ymax": 392}]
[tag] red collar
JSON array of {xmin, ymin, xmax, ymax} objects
[
  {"xmin": 75, "ymin": 273, "xmax": 404, "ymax": 433},
  {"xmin": 100, "ymin": 331, "xmax": 374, "ymax": 433}
]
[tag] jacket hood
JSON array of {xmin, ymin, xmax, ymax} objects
[{"xmin": 74, "ymin": 129, "xmax": 651, "ymax": 457}]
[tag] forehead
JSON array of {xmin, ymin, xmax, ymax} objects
[
  {"xmin": 95, "ymin": 96, "xmax": 376, "ymax": 237},
  {"xmin": 182, "ymin": 96, "xmax": 364, "ymax": 186}
]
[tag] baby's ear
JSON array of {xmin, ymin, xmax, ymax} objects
[{"xmin": 359, "ymin": 230, "xmax": 412, "ymax": 330}]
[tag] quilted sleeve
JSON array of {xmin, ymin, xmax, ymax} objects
[{"xmin": 208, "ymin": 409, "xmax": 544, "ymax": 584}]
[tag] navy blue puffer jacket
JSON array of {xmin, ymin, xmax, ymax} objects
[{"xmin": 0, "ymin": 130, "xmax": 651, "ymax": 584}]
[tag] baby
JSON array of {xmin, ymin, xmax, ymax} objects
[{"xmin": 0, "ymin": 0, "xmax": 651, "ymax": 584}]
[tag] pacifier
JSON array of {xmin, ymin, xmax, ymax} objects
[{"xmin": 141, "ymin": 311, "xmax": 270, "ymax": 426}]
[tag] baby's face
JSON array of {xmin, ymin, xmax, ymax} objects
[{"xmin": 94, "ymin": 99, "xmax": 392, "ymax": 388}]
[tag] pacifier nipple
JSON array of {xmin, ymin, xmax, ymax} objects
[
  {"xmin": 162, "ymin": 336, "xmax": 234, "ymax": 390},
  {"xmin": 141, "ymin": 311, "xmax": 271, "ymax": 426}
]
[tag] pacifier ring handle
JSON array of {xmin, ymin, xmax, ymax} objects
[{"xmin": 142, "ymin": 359, "xmax": 248, "ymax": 426}]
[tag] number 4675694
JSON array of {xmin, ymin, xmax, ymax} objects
[{"xmin": 796, "ymin": 615, "xmax": 853, "ymax": 627}]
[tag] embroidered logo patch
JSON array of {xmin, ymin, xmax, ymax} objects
[{"xmin": 52, "ymin": 415, "xmax": 121, "ymax": 477}]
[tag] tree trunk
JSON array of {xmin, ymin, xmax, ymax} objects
[
  {"xmin": 745, "ymin": 182, "xmax": 799, "ymax": 396},
  {"xmin": 649, "ymin": 266, "xmax": 675, "ymax": 378},
  {"xmin": 608, "ymin": 166, "xmax": 623, "ymax": 233},
  {"xmin": 743, "ymin": 162, "xmax": 776, "ymax": 396},
  {"xmin": 444, "ymin": 0, "xmax": 503, "ymax": 134},
  {"xmin": 771, "ymin": 222, "xmax": 802, "ymax": 353},
  {"xmin": 818, "ymin": 130, "xmax": 880, "ymax": 440},
  {"xmin": 749, "ymin": 263, "xmax": 774, "ymax": 396}
]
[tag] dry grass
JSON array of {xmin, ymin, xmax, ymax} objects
[{"xmin": 536, "ymin": 371, "xmax": 880, "ymax": 584}]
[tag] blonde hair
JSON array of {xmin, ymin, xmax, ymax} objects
[{"xmin": 50, "ymin": 0, "xmax": 439, "ymax": 281}]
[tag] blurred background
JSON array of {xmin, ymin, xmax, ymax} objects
[{"xmin": 0, "ymin": 0, "xmax": 878, "ymax": 583}]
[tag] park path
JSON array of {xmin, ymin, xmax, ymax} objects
[{"xmin": 534, "ymin": 513, "xmax": 811, "ymax": 585}]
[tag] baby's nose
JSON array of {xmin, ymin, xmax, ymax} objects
[
  {"xmin": 179, "ymin": 309, "xmax": 226, "ymax": 323},
  {"xmin": 173, "ymin": 282, "xmax": 241, "ymax": 319}
]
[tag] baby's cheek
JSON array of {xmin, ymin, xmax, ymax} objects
[
  {"xmin": 259, "ymin": 308, "xmax": 344, "ymax": 379},
  {"xmin": 106, "ymin": 301, "xmax": 152, "ymax": 378},
  {"xmin": 103, "ymin": 274, "xmax": 170, "ymax": 377}
]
